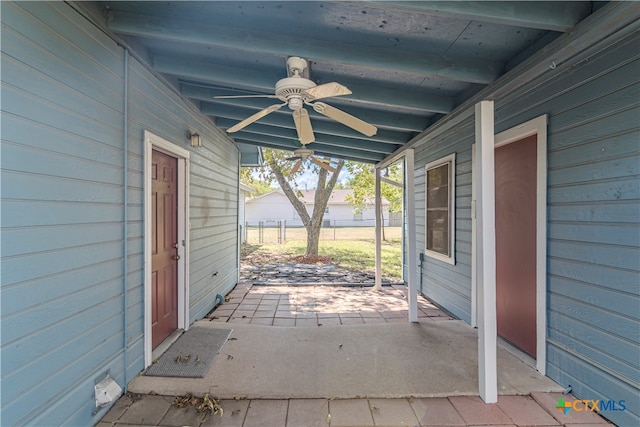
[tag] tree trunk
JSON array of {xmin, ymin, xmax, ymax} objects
[
  {"xmin": 305, "ymin": 222, "xmax": 322, "ymax": 257},
  {"xmin": 268, "ymin": 155, "xmax": 344, "ymax": 258}
]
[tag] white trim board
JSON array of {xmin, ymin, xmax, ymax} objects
[
  {"xmin": 405, "ymin": 149, "xmax": 418, "ymax": 322},
  {"xmin": 143, "ymin": 130, "xmax": 191, "ymax": 368},
  {"xmin": 475, "ymin": 100, "xmax": 498, "ymax": 403}
]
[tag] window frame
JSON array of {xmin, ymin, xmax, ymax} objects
[{"xmin": 424, "ymin": 153, "xmax": 456, "ymax": 265}]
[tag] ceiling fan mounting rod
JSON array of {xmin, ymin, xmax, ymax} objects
[{"xmin": 287, "ymin": 56, "xmax": 308, "ymax": 75}]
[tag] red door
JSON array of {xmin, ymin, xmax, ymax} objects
[
  {"xmin": 152, "ymin": 150, "xmax": 179, "ymax": 349},
  {"xmin": 495, "ymin": 135, "xmax": 537, "ymax": 357}
]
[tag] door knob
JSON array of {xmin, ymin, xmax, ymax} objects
[{"xmin": 173, "ymin": 255, "xmax": 180, "ymax": 260}]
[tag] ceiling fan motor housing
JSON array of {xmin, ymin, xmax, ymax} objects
[
  {"xmin": 293, "ymin": 147, "xmax": 314, "ymax": 158},
  {"xmin": 275, "ymin": 75, "xmax": 316, "ymax": 110}
]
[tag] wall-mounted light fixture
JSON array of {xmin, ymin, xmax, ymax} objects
[{"xmin": 189, "ymin": 132, "xmax": 202, "ymax": 147}]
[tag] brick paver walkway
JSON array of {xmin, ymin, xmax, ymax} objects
[
  {"xmin": 207, "ymin": 283, "xmax": 454, "ymax": 326},
  {"xmin": 98, "ymin": 392, "xmax": 612, "ymax": 426}
]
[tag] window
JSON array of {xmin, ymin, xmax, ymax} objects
[
  {"xmin": 353, "ymin": 211, "xmax": 363, "ymax": 221},
  {"xmin": 425, "ymin": 153, "xmax": 455, "ymax": 264}
]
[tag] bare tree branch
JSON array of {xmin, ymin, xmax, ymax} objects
[{"xmin": 257, "ymin": 150, "xmax": 344, "ymax": 256}]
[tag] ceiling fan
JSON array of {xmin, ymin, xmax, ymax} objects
[
  {"xmin": 216, "ymin": 56, "xmax": 377, "ymax": 145},
  {"xmin": 286, "ymin": 145, "xmax": 338, "ymax": 174}
]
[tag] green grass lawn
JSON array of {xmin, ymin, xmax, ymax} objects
[{"xmin": 244, "ymin": 227, "xmax": 403, "ymax": 279}]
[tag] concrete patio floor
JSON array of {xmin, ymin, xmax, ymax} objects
[{"xmin": 97, "ymin": 283, "xmax": 612, "ymax": 426}]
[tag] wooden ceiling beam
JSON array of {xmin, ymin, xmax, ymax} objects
[
  {"xmin": 370, "ymin": 1, "xmax": 591, "ymax": 32},
  {"xmin": 108, "ymin": 11, "xmax": 502, "ymax": 84},
  {"xmin": 157, "ymin": 56, "xmax": 454, "ymax": 114}
]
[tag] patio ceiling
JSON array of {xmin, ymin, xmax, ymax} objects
[{"xmin": 93, "ymin": 1, "xmax": 599, "ymax": 164}]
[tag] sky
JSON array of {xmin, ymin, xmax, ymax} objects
[
  {"xmin": 295, "ymin": 163, "xmax": 351, "ymax": 190},
  {"xmin": 251, "ymin": 159, "xmax": 353, "ymax": 191}
]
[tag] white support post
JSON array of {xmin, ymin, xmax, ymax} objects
[
  {"xmin": 405, "ymin": 149, "xmax": 418, "ymax": 322},
  {"xmin": 374, "ymin": 167, "xmax": 382, "ymax": 290},
  {"xmin": 471, "ymin": 145, "xmax": 477, "ymax": 328},
  {"xmin": 475, "ymin": 100, "xmax": 498, "ymax": 403}
]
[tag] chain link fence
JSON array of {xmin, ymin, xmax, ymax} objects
[{"xmin": 243, "ymin": 220, "xmax": 402, "ymax": 245}]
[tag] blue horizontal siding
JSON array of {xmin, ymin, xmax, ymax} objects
[
  {"xmin": 548, "ymin": 293, "xmax": 639, "ymax": 345},
  {"xmin": 2, "ymin": 53, "xmax": 123, "ymax": 128},
  {"xmin": 414, "ymin": 117, "xmax": 475, "ymax": 323},
  {"xmin": 494, "ymin": 33, "xmax": 639, "ymax": 132},
  {"xmin": 548, "ymin": 279, "xmax": 639, "ymax": 336},
  {"xmin": 548, "ymin": 312, "xmax": 639, "ymax": 379},
  {"xmin": 550, "ymin": 106, "xmax": 639, "ymax": 149},
  {"xmin": 506, "ymin": 33, "xmax": 640, "ymax": 427},
  {"xmin": 548, "ymin": 201, "xmax": 638, "ymax": 223},
  {"xmin": 1, "ymin": 222, "xmax": 122, "ymax": 258},
  {"xmin": 8, "ymin": 325, "xmax": 124, "ymax": 426},
  {"xmin": 2, "ymin": 140, "xmax": 124, "ymax": 186},
  {"xmin": 6, "ymin": 2, "xmax": 122, "ymax": 75},
  {"xmin": 2, "ymin": 113, "xmax": 124, "ymax": 167},
  {"xmin": 546, "ymin": 30, "xmax": 639, "ymax": 424},
  {"xmin": 3, "ymin": 307, "xmax": 123, "ymax": 402},
  {"xmin": 546, "ymin": 343, "xmax": 639, "ymax": 426},
  {"xmin": 2, "ymin": 169, "xmax": 124, "ymax": 203},
  {"xmin": 126, "ymin": 57, "xmax": 240, "ymax": 325},
  {"xmin": 549, "ymin": 257, "xmax": 639, "ymax": 295},
  {"xmin": 2, "ymin": 302, "xmax": 123, "ymax": 425},
  {"xmin": 2, "ymin": 267, "xmax": 123, "ymax": 347},
  {"xmin": 548, "ymin": 177, "xmax": 639, "ymax": 204},
  {"xmin": 1, "ymin": 200, "xmax": 123, "ymax": 228},
  {"xmin": 549, "ymin": 239, "xmax": 639, "ymax": 271},
  {"xmin": 412, "ymin": 21, "xmax": 639, "ymax": 427},
  {"xmin": 2, "ymin": 84, "xmax": 123, "ymax": 148},
  {"xmin": 548, "ymin": 128, "xmax": 638, "ymax": 168},
  {"xmin": 1, "ymin": 258, "xmax": 122, "ymax": 317},
  {"xmin": 548, "ymin": 155, "xmax": 639, "ymax": 187},
  {"xmin": 1, "ymin": 1, "xmax": 240, "ymax": 425},
  {"xmin": 548, "ymin": 222, "xmax": 640, "ymax": 247}
]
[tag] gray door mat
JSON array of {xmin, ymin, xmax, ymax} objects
[{"xmin": 144, "ymin": 327, "xmax": 232, "ymax": 378}]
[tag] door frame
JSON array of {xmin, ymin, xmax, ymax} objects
[
  {"xmin": 472, "ymin": 114, "xmax": 547, "ymax": 374},
  {"xmin": 143, "ymin": 130, "xmax": 190, "ymax": 367}
]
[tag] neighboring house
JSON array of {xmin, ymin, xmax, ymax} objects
[
  {"xmin": 245, "ymin": 189, "xmax": 391, "ymax": 227},
  {"xmin": 1, "ymin": 2, "xmax": 638, "ymax": 427}
]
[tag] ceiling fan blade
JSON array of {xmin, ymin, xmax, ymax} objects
[
  {"xmin": 214, "ymin": 94, "xmax": 279, "ymax": 99},
  {"xmin": 291, "ymin": 159, "xmax": 303, "ymax": 174},
  {"xmin": 226, "ymin": 103, "xmax": 286, "ymax": 133},
  {"xmin": 310, "ymin": 156, "xmax": 337, "ymax": 173},
  {"xmin": 303, "ymin": 82, "xmax": 352, "ymax": 100},
  {"xmin": 293, "ymin": 108, "xmax": 315, "ymax": 144},
  {"xmin": 311, "ymin": 102, "xmax": 377, "ymax": 137}
]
